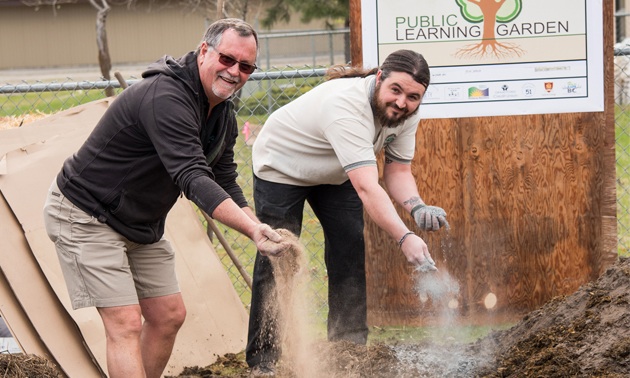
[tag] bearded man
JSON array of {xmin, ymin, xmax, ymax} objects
[{"xmin": 246, "ymin": 49, "xmax": 448, "ymax": 377}]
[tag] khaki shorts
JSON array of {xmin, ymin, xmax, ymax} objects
[{"xmin": 43, "ymin": 180, "xmax": 180, "ymax": 310}]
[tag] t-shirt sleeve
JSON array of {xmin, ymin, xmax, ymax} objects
[
  {"xmin": 323, "ymin": 117, "xmax": 377, "ymax": 172},
  {"xmin": 384, "ymin": 121, "xmax": 418, "ymax": 164}
]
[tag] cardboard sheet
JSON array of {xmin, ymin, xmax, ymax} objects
[
  {"xmin": 0, "ymin": 265, "xmax": 50, "ymax": 357},
  {"xmin": 0, "ymin": 99, "xmax": 249, "ymax": 376},
  {"xmin": 0, "ymin": 193, "xmax": 105, "ymax": 377},
  {"xmin": 0, "ymin": 101, "xmax": 110, "ymax": 175}
]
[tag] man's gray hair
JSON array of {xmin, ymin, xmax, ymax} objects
[{"xmin": 195, "ymin": 18, "xmax": 259, "ymax": 54}]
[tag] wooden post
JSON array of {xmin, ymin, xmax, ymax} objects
[{"xmin": 349, "ymin": 0, "xmax": 362, "ymax": 68}]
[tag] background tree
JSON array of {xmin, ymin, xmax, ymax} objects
[
  {"xmin": 19, "ymin": 0, "xmax": 344, "ymax": 89},
  {"xmin": 260, "ymin": 0, "xmax": 350, "ymax": 63},
  {"xmin": 21, "ymin": 0, "xmax": 130, "ymax": 96},
  {"xmin": 89, "ymin": 0, "xmax": 115, "ymax": 96},
  {"xmin": 178, "ymin": 0, "xmax": 268, "ymax": 22},
  {"xmin": 20, "ymin": 0, "xmax": 267, "ymax": 97}
]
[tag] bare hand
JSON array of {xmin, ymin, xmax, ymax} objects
[
  {"xmin": 254, "ymin": 224, "xmax": 290, "ymax": 256},
  {"xmin": 400, "ymin": 233, "xmax": 437, "ymax": 271}
]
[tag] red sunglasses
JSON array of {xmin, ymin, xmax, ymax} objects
[{"xmin": 216, "ymin": 51, "xmax": 258, "ymax": 74}]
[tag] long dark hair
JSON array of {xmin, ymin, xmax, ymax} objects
[{"xmin": 326, "ymin": 49, "xmax": 430, "ymax": 88}]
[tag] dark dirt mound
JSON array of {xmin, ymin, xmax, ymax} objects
[
  {"xmin": 4, "ymin": 257, "xmax": 629, "ymax": 377},
  {"xmin": 473, "ymin": 255, "xmax": 630, "ymax": 377}
]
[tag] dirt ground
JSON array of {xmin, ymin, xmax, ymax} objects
[
  {"xmin": 4, "ymin": 257, "xmax": 627, "ymax": 378},
  {"xmin": 169, "ymin": 255, "xmax": 630, "ymax": 377}
]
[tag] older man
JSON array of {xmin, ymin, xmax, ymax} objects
[{"xmin": 44, "ymin": 18, "xmax": 288, "ymax": 378}]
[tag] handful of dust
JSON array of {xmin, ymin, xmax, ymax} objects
[
  {"xmin": 265, "ymin": 229, "xmax": 318, "ymax": 376},
  {"xmin": 266, "ymin": 229, "xmax": 305, "ymax": 330},
  {"xmin": 269, "ymin": 228, "xmax": 305, "ymax": 278}
]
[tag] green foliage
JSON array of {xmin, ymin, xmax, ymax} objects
[
  {"xmin": 261, "ymin": 0, "xmax": 349, "ymax": 29},
  {"xmin": 261, "ymin": 0, "xmax": 291, "ymax": 28},
  {"xmin": 615, "ymin": 104, "xmax": 630, "ymax": 257}
]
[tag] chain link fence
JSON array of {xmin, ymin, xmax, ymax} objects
[
  {"xmin": 614, "ymin": 46, "xmax": 630, "ymax": 257},
  {"xmin": 0, "ymin": 65, "xmax": 332, "ymax": 318},
  {"xmin": 2, "ymin": 48, "xmax": 630, "ymax": 319}
]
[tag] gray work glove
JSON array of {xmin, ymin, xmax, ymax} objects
[{"xmin": 411, "ymin": 204, "xmax": 449, "ymax": 231}]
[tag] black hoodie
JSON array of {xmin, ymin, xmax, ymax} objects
[{"xmin": 56, "ymin": 52, "xmax": 247, "ymax": 244}]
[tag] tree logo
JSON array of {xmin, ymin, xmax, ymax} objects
[{"xmin": 455, "ymin": 0, "xmax": 524, "ymax": 59}]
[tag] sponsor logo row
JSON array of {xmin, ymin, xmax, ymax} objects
[{"xmin": 425, "ymin": 81, "xmax": 585, "ymax": 102}]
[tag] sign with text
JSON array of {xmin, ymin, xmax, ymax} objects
[{"xmin": 361, "ymin": 0, "xmax": 604, "ymax": 119}]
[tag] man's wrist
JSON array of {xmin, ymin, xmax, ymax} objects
[
  {"xmin": 398, "ymin": 231, "xmax": 415, "ymax": 249},
  {"xmin": 410, "ymin": 204, "xmax": 425, "ymax": 217}
]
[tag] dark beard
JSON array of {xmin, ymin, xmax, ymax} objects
[{"xmin": 371, "ymin": 84, "xmax": 417, "ymax": 128}]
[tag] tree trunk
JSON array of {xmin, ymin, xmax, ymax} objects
[
  {"xmin": 217, "ymin": 0, "xmax": 225, "ymax": 19},
  {"xmin": 90, "ymin": 0, "xmax": 114, "ymax": 97},
  {"xmin": 240, "ymin": 0, "xmax": 249, "ymax": 20}
]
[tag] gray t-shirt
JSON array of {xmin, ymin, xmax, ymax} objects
[{"xmin": 253, "ymin": 75, "xmax": 420, "ymax": 186}]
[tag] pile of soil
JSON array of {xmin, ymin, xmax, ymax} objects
[
  {"xmin": 3, "ymin": 257, "xmax": 629, "ymax": 377},
  {"xmin": 472, "ymin": 255, "xmax": 630, "ymax": 377}
]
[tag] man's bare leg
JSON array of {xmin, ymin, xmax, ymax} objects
[
  {"xmin": 98, "ymin": 305, "xmax": 145, "ymax": 378},
  {"xmin": 140, "ymin": 293, "xmax": 187, "ymax": 378}
]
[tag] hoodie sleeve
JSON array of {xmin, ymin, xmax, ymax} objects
[
  {"xmin": 139, "ymin": 73, "xmax": 234, "ymax": 216},
  {"xmin": 211, "ymin": 110, "xmax": 248, "ymax": 208}
]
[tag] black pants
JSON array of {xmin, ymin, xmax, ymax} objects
[{"xmin": 246, "ymin": 176, "xmax": 368, "ymax": 367}]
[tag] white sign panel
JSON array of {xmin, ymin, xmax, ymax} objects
[{"xmin": 361, "ymin": 0, "xmax": 604, "ymax": 119}]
